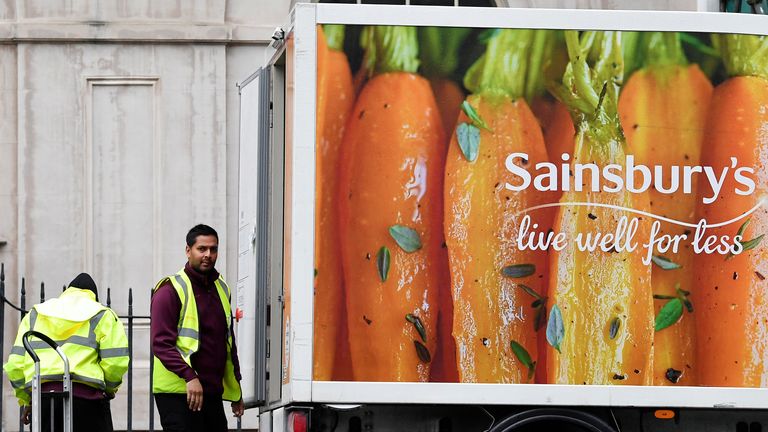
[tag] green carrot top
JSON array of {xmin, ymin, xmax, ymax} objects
[
  {"xmin": 464, "ymin": 29, "xmax": 551, "ymax": 102},
  {"xmin": 550, "ymin": 31, "xmax": 624, "ymax": 145},
  {"xmin": 640, "ymin": 32, "xmax": 687, "ymax": 69},
  {"xmin": 419, "ymin": 27, "xmax": 471, "ymax": 79},
  {"xmin": 323, "ymin": 25, "xmax": 346, "ymax": 52},
  {"xmin": 361, "ymin": 26, "xmax": 419, "ymax": 76},
  {"xmin": 712, "ymin": 34, "xmax": 768, "ymax": 79}
]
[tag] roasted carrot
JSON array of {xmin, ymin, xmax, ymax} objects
[
  {"xmin": 444, "ymin": 29, "xmax": 553, "ymax": 383},
  {"xmin": 339, "ymin": 26, "xmax": 445, "ymax": 382},
  {"xmin": 417, "ymin": 26, "xmax": 472, "ymax": 384},
  {"xmin": 420, "ymin": 27, "xmax": 471, "ymax": 140},
  {"xmin": 619, "ymin": 32, "xmax": 713, "ymax": 386},
  {"xmin": 694, "ymin": 34, "xmax": 768, "ymax": 387},
  {"xmin": 353, "ymin": 63, "xmax": 368, "ymax": 97},
  {"xmin": 533, "ymin": 98, "xmax": 575, "ymax": 170},
  {"xmin": 430, "ymin": 79, "xmax": 466, "ymax": 144},
  {"xmin": 526, "ymin": 31, "xmax": 575, "ymax": 166},
  {"xmin": 546, "ymin": 31, "xmax": 654, "ymax": 385},
  {"xmin": 313, "ymin": 25, "xmax": 356, "ymax": 381}
]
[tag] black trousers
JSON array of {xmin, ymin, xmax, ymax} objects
[
  {"xmin": 154, "ymin": 393, "xmax": 227, "ymax": 432},
  {"xmin": 39, "ymin": 394, "xmax": 113, "ymax": 432}
]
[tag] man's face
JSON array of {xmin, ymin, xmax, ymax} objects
[{"xmin": 186, "ymin": 235, "xmax": 218, "ymax": 273}]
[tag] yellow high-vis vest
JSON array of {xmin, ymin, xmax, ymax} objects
[
  {"xmin": 3, "ymin": 288, "xmax": 129, "ymax": 406},
  {"xmin": 151, "ymin": 269, "xmax": 241, "ymax": 402}
]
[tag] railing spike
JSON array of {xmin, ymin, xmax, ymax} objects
[
  {"xmin": 40, "ymin": 281, "xmax": 45, "ymax": 303},
  {"xmin": 20, "ymin": 277, "xmax": 26, "ymax": 312},
  {"xmin": 107, "ymin": 287, "xmax": 111, "ymax": 308}
]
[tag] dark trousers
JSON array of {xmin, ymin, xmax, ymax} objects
[
  {"xmin": 39, "ymin": 395, "xmax": 113, "ymax": 432},
  {"xmin": 154, "ymin": 393, "xmax": 227, "ymax": 432}
]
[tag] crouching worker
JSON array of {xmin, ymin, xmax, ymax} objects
[{"xmin": 3, "ymin": 273, "xmax": 129, "ymax": 432}]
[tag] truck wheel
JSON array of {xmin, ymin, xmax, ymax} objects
[{"xmin": 489, "ymin": 408, "xmax": 616, "ymax": 432}]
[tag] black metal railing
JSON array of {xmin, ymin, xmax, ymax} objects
[{"xmin": 0, "ymin": 263, "xmax": 153, "ymax": 432}]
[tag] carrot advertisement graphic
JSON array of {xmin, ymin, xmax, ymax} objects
[
  {"xmin": 443, "ymin": 29, "xmax": 553, "ymax": 383},
  {"xmin": 419, "ymin": 27, "xmax": 471, "ymax": 141},
  {"xmin": 619, "ymin": 32, "xmax": 713, "ymax": 386},
  {"xmin": 694, "ymin": 34, "xmax": 768, "ymax": 387},
  {"xmin": 338, "ymin": 26, "xmax": 446, "ymax": 382},
  {"xmin": 545, "ymin": 31, "xmax": 654, "ymax": 385},
  {"xmin": 313, "ymin": 25, "xmax": 355, "ymax": 381},
  {"xmin": 315, "ymin": 25, "xmax": 766, "ymax": 387}
]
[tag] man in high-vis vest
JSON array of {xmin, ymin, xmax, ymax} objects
[
  {"xmin": 3, "ymin": 273, "xmax": 129, "ymax": 432},
  {"xmin": 151, "ymin": 224, "xmax": 244, "ymax": 431}
]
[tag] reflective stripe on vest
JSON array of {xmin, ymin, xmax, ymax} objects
[
  {"xmin": 152, "ymin": 269, "xmax": 240, "ymax": 401},
  {"xmin": 7, "ymin": 307, "xmax": 113, "ymax": 393}
]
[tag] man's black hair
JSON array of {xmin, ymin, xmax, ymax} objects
[{"xmin": 186, "ymin": 224, "xmax": 219, "ymax": 247}]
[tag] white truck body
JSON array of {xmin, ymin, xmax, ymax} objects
[{"xmin": 236, "ymin": 4, "xmax": 768, "ymax": 431}]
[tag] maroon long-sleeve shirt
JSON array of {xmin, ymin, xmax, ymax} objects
[{"xmin": 150, "ymin": 264, "xmax": 241, "ymax": 397}]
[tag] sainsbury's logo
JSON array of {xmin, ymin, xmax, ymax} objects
[{"xmin": 504, "ymin": 152, "xmax": 756, "ymax": 204}]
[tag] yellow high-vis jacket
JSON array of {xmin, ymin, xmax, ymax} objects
[
  {"xmin": 3, "ymin": 287, "xmax": 129, "ymax": 406},
  {"xmin": 151, "ymin": 269, "xmax": 241, "ymax": 402}
]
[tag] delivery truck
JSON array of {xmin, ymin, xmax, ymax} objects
[{"xmin": 234, "ymin": 3, "xmax": 768, "ymax": 431}]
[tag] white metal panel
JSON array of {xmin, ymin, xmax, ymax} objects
[
  {"xmin": 286, "ymin": 2, "xmax": 317, "ymax": 405},
  {"xmin": 312, "ymin": 382, "xmax": 768, "ymax": 409},
  {"xmin": 237, "ymin": 71, "xmax": 261, "ymax": 406},
  {"xmin": 496, "ymin": 0, "xmax": 718, "ymax": 11},
  {"xmin": 316, "ymin": 3, "xmax": 768, "ymax": 34}
]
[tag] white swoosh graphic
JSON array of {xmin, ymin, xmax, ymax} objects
[{"xmin": 516, "ymin": 198, "xmax": 765, "ymax": 229}]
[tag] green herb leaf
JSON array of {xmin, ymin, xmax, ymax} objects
[
  {"xmin": 741, "ymin": 234, "xmax": 765, "ymax": 253},
  {"xmin": 727, "ymin": 218, "xmax": 763, "ymax": 260},
  {"xmin": 314, "ymin": 269, "xmax": 318, "ymax": 278},
  {"xmin": 655, "ymin": 298, "xmax": 683, "ymax": 332},
  {"xmin": 682, "ymin": 299, "xmax": 694, "ymax": 313},
  {"xmin": 665, "ymin": 368, "xmax": 683, "ymax": 384},
  {"xmin": 405, "ymin": 313, "xmax": 427, "ymax": 343},
  {"xmin": 516, "ymin": 283, "xmax": 541, "ymax": 300},
  {"xmin": 674, "ymin": 284, "xmax": 694, "ymax": 313},
  {"xmin": 510, "ymin": 340, "xmax": 535, "ymax": 380},
  {"xmin": 546, "ymin": 304, "xmax": 564, "ymax": 353},
  {"xmin": 456, "ymin": 122, "xmax": 480, "ymax": 162},
  {"xmin": 609, "ymin": 317, "xmax": 620, "ymax": 340},
  {"xmin": 531, "ymin": 298, "xmax": 544, "ymax": 308},
  {"xmin": 460, "ymin": 101, "xmax": 491, "ymax": 131},
  {"xmin": 502, "ymin": 264, "xmax": 536, "ymax": 279},
  {"xmin": 528, "ymin": 361, "xmax": 536, "ymax": 381},
  {"xmin": 414, "ymin": 340, "xmax": 431, "ymax": 363},
  {"xmin": 510, "ymin": 340, "xmax": 533, "ymax": 368},
  {"xmin": 388, "ymin": 225, "xmax": 422, "ymax": 253},
  {"xmin": 651, "ymin": 255, "xmax": 681, "ymax": 270},
  {"xmin": 534, "ymin": 304, "xmax": 547, "ymax": 332},
  {"xmin": 376, "ymin": 246, "xmax": 390, "ymax": 282},
  {"xmin": 653, "ymin": 294, "xmax": 676, "ymax": 300},
  {"xmin": 736, "ymin": 218, "xmax": 751, "ymax": 237}
]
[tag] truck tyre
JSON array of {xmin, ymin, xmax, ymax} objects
[{"xmin": 489, "ymin": 408, "xmax": 616, "ymax": 432}]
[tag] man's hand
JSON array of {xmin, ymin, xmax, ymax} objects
[
  {"xmin": 231, "ymin": 399, "xmax": 245, "ymax": 417},
  {"xmin": 21, "ymin": 406, "xmax": 31, "ymax": 425},
  {"xmin": 186, "ymin": 378, "xmax": 204, "ymax": 411}
]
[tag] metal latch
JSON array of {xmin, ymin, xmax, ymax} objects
[{"xmin": 270, "ymin": 27, "xmax": 285, "ymax": 49}]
